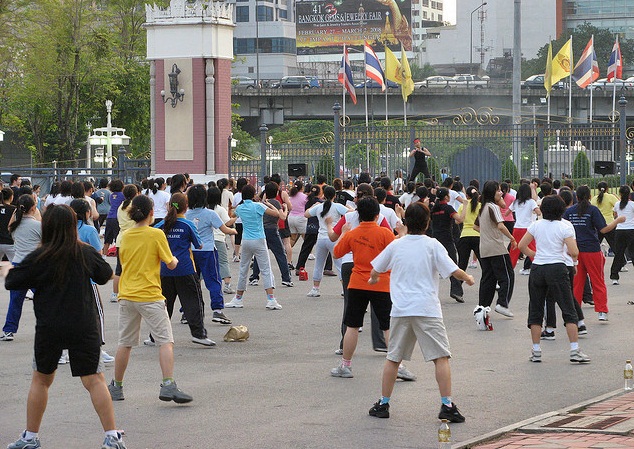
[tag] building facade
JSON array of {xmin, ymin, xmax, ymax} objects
[
  {"xmin": 422, "ymin": 0, "xmax": 558, "ymax": 74},
  {"xmin": 562, "ymin": 0, "xmax": 634, "ymax": 41}
]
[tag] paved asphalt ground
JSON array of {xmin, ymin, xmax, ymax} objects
[{"xmin": 1, "ymin": 249, "xmax": 634, "ymax": 449}]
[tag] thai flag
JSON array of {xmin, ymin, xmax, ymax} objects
[
  {"xmin": 364, "ymin": 41, "xmax": 386, "ymax": 92},
  {"xmin": 572, "ymin": 37, "xmax": 599, "ymax": 89},
  {"xmin": 338, "ymin": 45, "xmax": 357, "ymax": 104},
  {"xmin": 607, "ymin": 38, "xmax": 622, "ymax": 82}
]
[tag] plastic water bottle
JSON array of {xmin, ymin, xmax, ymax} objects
[
  {"xmin": 625, "ymin": 360, "xmax": 633, "ymax": 391},
  {"xmin": 438, "ymin": 419, "xmax": 451, "ymax": 448}
]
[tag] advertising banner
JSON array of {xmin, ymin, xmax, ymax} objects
[{"xmin": 296, "ymin": 0, "xmax": 412, "ymax": 55}]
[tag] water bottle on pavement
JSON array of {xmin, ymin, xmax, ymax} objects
[
  {"xmin": 625, "ymin": 360, "xmax": 633, "ymax": 391},
  {"xmin": 438, "ymin": 419, "xmax": 451, "ymax": 448}
]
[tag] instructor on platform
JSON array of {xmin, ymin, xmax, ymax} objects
[{"xmin": 408, "ymin": 138, "xmax": 432, "ymax": 182}]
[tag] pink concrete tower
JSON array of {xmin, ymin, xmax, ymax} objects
[{"xmin": 145, "ymin": 0, "xmax": 235, "ymax": 181}]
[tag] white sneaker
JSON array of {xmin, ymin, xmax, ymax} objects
[
  {"xmin": 226, "ymin": 297, "xmax": 244, "ymax": 308},
  {"xmin": 143, "ymin": 338, "xmax": 156, "ymax": 346},
  {"xmin": 494, "ymin": 304, "xmax": 514, "ymax": 317},
  {"xmin": 468, "ymin": 261, "xmax": 478, "ymax": 269},
  {"xmin": 306, "ymin": 287, "xmax": 321, "ymax": 297},
  {"xmin": 191, "ymin": 336, "xmax": 216, "ymax": 346},
  {"xmin": 110, "ymin": 292, "xmax": 118, "ymax": 303},
  {"xmin": 308, "ymin": 253, "xmax": 316, "ymax": 260},
  {"xmin": 223, "ymin": 284, "xmax": 235, "ymax": 294},
  {"xmin": 598, "ymin": 312, "xmax": 609, "ymax": 321},
  {"xmin": 58, "ymin": 349, "xmax": 69, "ymax": 364},
  {"xmin": 232, "ymin": 255, "xmax": 240, "ymax": 262},
  {"xmin": 101, "ymin": 350, "xmax": 115, "ymax": 363},
  {"xmin": 612, "ymin": 279, "xmax": 620, "ymax": 285},
  {"xmin": 266, "ymin": 299, "xmax": 282, "ymax": 310},
  {"xmin": 519, "ymin": 268, "xmax": 530, "ymax": 275},
  {"xmin": 621, "ymin": 266, "xmax": 629, "ymax": 272},
  {"xmin": 248, "ymin": 279, "xmax": 259, "ymax": 286}
]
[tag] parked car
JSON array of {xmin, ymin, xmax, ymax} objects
[
  {"xmin": 354, "ymin": 79, "xmax": 399, "ymax": 89},
  {"xmin": 271, "ymin": 76, "xmax": 311, "ymax": 89},
  {"xmin": 414, "ymin": 75, "xmax": 452, "ymax": 89},
  {"xmin": 521, "ymin": 74, "xmax": 564, "ymax": 90},
  {"xmin": 231, "ymin": 76, "xmax": 258, "ymax": 88},
  {"xmin": 306, "ymin": 76, "xmax": 322, "ymax": 88},
  {"xmin": 450, "ymin": 74, "xmax": 489, "ymax": 88},
  {"xmin": 588, "ymin": 77, "xmax": 634, "ymax": 91}
]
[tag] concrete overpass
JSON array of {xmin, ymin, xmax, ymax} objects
[{"xmin": 232, "ymin": 86, "xmax": 634, "ymax": 131}]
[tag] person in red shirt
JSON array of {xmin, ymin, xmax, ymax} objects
[{"xmin": 329, "ymin": 197, "xmax": 396, "ymax": 378}]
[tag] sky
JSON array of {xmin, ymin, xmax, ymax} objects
[{"xmin": 444, "ymin": 0, "xmax": 456, "ymax": 24}]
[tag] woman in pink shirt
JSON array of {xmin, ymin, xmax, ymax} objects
[{"xmin": 288, "ymin": 181, "xmax": 308, "ymax": 254}]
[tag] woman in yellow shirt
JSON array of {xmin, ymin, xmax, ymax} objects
[
  {"xmin": 455, "ymin": 186, "xmax": 482, "ymax": 302},
  {"xmin": 590, "ymin": 181, "xmax": 618, "ymax": 252}
]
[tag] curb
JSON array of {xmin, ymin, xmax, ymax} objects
[{"xmin": 453, "ymin": 388, "xmax": 626, "ymax": 448}]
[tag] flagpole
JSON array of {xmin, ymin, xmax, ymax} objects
[
  {"xmin": 612, "ymin": 36, "xmax": 619, "ymax": 122},
  {"xmin": 568, "ymin": 35, "xmax": 572, "ymax": 124}
]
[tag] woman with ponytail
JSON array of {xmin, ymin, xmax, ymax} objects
[
  {"xmin": 476, "ymin": 181, "xmax": 516, "ymax": 317},
  {"xmin": 590, "ymin": 181, "xmax": 618, "ymax": 253},
  {"xmin": 303, "ymin": 185, "xmax": 351, "ymax": 297},
  {"xmin": 151, "ymin": 192, "xmax": 216, "ymax": 346},
  {"xmin": 609, "ymin": 185, "xmax": 634, "ymax": 288},
  {"xmin": 1, "ymin": 194, "xmax": 41, "ymax": 342},
  {"xmin": 109, "ymin": 194, "xmax": 194, "ymax": 405},
  {"xmin": 456, "ymin": 186, "xmax": 481, "ymax": 301},
  {"xmin": 508, "ymin": 183, "xmax": 541, "ymax": 269},
  {"xmin": 145, "ymin": 177, "xmax": 170, "ymax": 225},
  {"xmin": 109, "ymin": 184, "xmax": 139, "ymax": 303},
  {"xmin": 563, "ymin": 185, "xmax": 623, "ymax": 322}
]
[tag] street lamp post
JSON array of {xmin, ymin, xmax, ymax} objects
[
  {"xmin": 470, "ymin": 2, "xmax": 487, "ymax": 74},
  {"xmin": 89, "ymin": 100, "xmax": 130, "ymax": 176}
]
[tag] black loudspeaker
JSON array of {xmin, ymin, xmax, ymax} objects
[
  {"xmin": 288, "ymin": 163, "xmax": 307, "ymax": 177},
  {"xmin": 594, "ymin": 161, "xmax": 616, "ymax": 176}
]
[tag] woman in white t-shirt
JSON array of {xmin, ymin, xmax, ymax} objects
[
  {"xmin": 610, "ymin": 185, "xmax": 634, "ymax": 282},
  {"xmin": 518, "ymin": 195, "xmax": 589, "ymax": 364},
  {"xmin": 304, "ymin": 185, "xmax": 351, "ymax": 297},
  {"xmin": 509, "ymin": 183, "xmax": 541, "ymax": 268},
  {"xmin": 208, "ymin": 186, "xmax": 237, "ymax": 294},
  {"xmin": 145, "ymin": 177, "xmax": 170, "ymax": 225},
  {"xmin": 399, "ymin": 181, "xmax": 416, "ymax": 209}
]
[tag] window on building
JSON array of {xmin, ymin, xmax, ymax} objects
[
  {"xmin": 248, "ymin": 67, "xmax": 254, "ymax": 74},
  {"xmin": 438, "ymin": 14, "xmax": 442, "ymax": 21},
  {"xmin": 236, "ymin": 5, "xmax": 249, "ymax": 21},
  {"xmin": 233, "ymin": 37, "xmax": 296, "ymax": 54},
  {"xmin": 413, "ymin": 22, "xmax": 420, "ymax": 28},
  {"xmin": 422, "ymin": 0, "xmax": 429, "ymax": 6},
  {"xmin": 412, "ymin": 10, "xmax": 419, "ymax": 16},
  {"xmin": 279, "ymin": 8, "xmax": 288, "ymax": 19},
  {"xmin": 257, "ymin": 5, "xmax": 274, "ymax": 21},
  {"xmin": 423, "ymin": 10, "xmax": 427, "ymax": 18}
]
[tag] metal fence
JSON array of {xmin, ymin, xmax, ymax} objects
[
  {"xmin": 231, "ymin": 101, "xmax": 632, "ymax": 190},
  {"xmin": 0, "ymin": 148, "xmax": 150, "ymax": 193}
]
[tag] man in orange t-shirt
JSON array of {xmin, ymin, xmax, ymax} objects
[{"xmin": 330, "ymin": 197, "xmax": 395, "ymax": 378}]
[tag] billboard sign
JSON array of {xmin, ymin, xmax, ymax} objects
[{"xmin": 296, "ymin": 0, "xmax": 412, "ymax": 55}]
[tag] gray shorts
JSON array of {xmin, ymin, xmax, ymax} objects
[
  {"xmin": 387, "ymin": 316, "xmax": 451, "ymax": 363},
  {"xmin": 215, "ymin": 239, "xmax": 231, "ymax": 279},
  {"xmin": 117, "ymin": 299, "xmax": 174, "ymax": 347}
]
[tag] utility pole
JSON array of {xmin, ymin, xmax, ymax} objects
[{"xmin": 512, "ymin": 0, "xmax": 522, "ymax": 173}]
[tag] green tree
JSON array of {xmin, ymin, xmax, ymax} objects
[
  {"xmin": 501, "ymin": 158, "xmax": 520, "ymax": 184},
  {"xmin": 572, "ymin": 151, "xmax": 590, "ymax": 178},
  {"xmin": 410, "ymin": 63, "xmax": 436, "ymax": 81},
  {"xmin": 523, "ymin": 22, "xmax": 634, "ymax": 79}
]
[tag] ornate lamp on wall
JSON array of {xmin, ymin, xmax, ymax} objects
[{"xmin": 161, "ymin": 64, "xmax": 185, "ymax": 108}]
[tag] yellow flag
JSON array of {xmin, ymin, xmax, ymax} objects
[
  {"xmin": 550, "ymin": 38, "xmax": 572, "ymax": 85},
  {"xmin": 400, "ymin": 45, "xmax": 415, "ymax": 102},
  {"xmin": 544, "ymin": 42, "xmax": 553, "ymax": 97},
  {"xmin": 384, "ymin": 46, "xmax": 402, "ymax": 84}
]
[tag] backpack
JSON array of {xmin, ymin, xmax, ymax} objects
[
  {"xmin": 335, "ymin": 190, "xmax": 354, "ymax": 206},
  {"xmin": 473, "ymin": 306, "xmax": 493, "ymax": 331}
]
